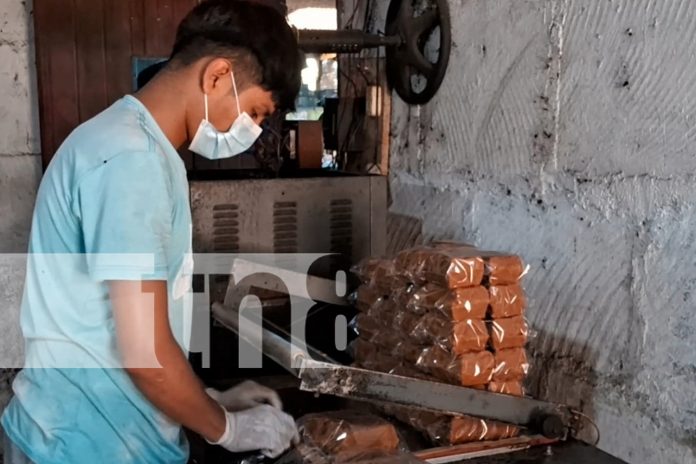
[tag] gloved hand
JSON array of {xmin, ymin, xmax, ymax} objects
[
  {"xmin": 206, "ymin": 380, "xmax": 282, "ymax": 411},
  {"xmin": 208, "ymin": 404, "xmax": 299, "ymax": 458}
]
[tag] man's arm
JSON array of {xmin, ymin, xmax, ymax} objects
[{"xmin": 109, "ymin": 280, "xmax": 226, "ymax": 442}]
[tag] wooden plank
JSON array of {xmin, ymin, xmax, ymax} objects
[
  {"xmin": 130, "ymin": 0, "xmax": 146, "ymax": 56},
  {"xmin": 74, "ymin": 0, "xmax": 109, "ymax": 121},
  {"xmin": 104, "ymin": 0, "xmax": 134, "ymax": 100},
  {"xmin": 33, "ymin": 0, "xmax": 57, "ymax": 168},
  {"xmin": 156, "ymin": 0, "xmax": 176, "ymax": 55},
  {"xmin": 146, "ymin": 0, "xmax": 177, "ymax": 57},
  {"xmin": 172, "ymin": 0, "xmax": 197, "ymax": 34},
  {"xmin": 144, "ymin": 0, "xmax": 158, "ymax": 56},
  {"xmin": 43, "ymin": 0, "xmax": 81, "ymax": 162}
]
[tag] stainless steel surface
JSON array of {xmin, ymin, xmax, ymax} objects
[
  {"xmin": 190, "ymin": 176, "xmax": 387, "ymax": 262},
  {"xmin": 221, "ymin": 258, "xmax": 348, "ymax": 307}
]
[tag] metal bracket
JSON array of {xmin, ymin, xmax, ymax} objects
[{"xmin": 211, "ymin": 302, "xmax": 576, "ymax": 439}]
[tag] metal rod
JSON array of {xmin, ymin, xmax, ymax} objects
[
  {"xmin": 298, "ymin": 29, "xmax": 402, "ymax": 54},
  {"xmin": 298, "ymin": 360, "xmax": 575, "ymax": 436}
]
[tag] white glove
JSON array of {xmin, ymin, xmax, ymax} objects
[
  {"xmin": 206, "ymin": 380, "xmax": 282, "ymax": 411},
  {"xmin": 208, "ymin": 404, "xmax": 299, "ymax": 458}
]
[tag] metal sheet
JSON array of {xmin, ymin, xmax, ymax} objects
[{"xmin": 190, "ymin": 176, "xmax": 387, "ymax": 263}]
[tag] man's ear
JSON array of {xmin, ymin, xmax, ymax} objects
[{"xmin": 201, "ymin": 58, "xmax": 233, "ymax": 96}]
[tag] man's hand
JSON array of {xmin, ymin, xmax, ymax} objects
[
  {"xmin": 209, "ymin": 404, "xmax": 299, "ymax": 458},
  {"xmin": 206, "ymin": 380, "xmax": 282, "ymax": 411}
]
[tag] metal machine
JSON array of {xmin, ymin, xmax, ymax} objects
[
  {"xmin": 298, "ymin": 0, "xmax": 451, "ymax": 105},
  {"xmin": 186, "ymin": 1, "xmax": 626, "ymax": 462}
]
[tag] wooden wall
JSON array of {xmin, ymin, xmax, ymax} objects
[{"xmin": 34, "ymin": 0, "xmax": 199, "ymax": 169}]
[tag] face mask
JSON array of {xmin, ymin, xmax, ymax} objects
[{"xmin": 188, "ymin": 72, "xmax": 263, "ymax": 159}]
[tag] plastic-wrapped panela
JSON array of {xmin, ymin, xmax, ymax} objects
[{"xmin": 349, "ymin": 243, "xmax": 530, "ymax": 446}]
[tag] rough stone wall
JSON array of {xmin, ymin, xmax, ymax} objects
[
  {"xmin": 0, "ymin": 0, "xmax": 41, "ymax": 437},
  {"xmin": 388, "ymin": 0, "xmax": 696, "ymax": 463}
]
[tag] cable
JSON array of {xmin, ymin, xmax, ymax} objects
[
  {"xmin": 345, "ymin": 0, "xmax": 363, "ymax": 29},
  {"xmin": 570, "ymin": 409, "xmax": 601, "ymax": 446}
]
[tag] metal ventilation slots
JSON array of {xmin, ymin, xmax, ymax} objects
[
  {"xmin": 330, "ymin": 199, "xmax": 353, "ymax": 257},
  {"xmin": 273, "ymin": 202, "xmax": 298, "ymax": 253},
  {"xmin": 212, "ymin": 204, "xmax": 240, "ymax": 252}
]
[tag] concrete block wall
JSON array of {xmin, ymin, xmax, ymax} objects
[
  {"xmin": 388, "ymin": 0, "xmax": 696, "ymax": 462},
  {"xmin": 0, "ymin": 0, "xmax": 41, "ymax": 427}
]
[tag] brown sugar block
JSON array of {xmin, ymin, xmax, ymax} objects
[
  {"xmin": 443, "ymin": 286, "xmax": 490, "ymax": 320},
  {"xmin": 394, "ymin": 340, "xmax": 424, "ymax": 365},
  {"xmin": 367, "ymin": 297, "xmax": 398, "ymax": 321},
  {"xmin": 487, "ymin": 380, "xmax": 524, "ymax": 397},
  {"xmin": 395, "ymin": 245, "xmax": 487, "ymax": 288},
  {"xmin": 299, "ymin": 411, "xmax": 400, "ymax": 455},
  {"xmin": 350, "ymin": 338, "xmax": 377, "ymax": 366},
  {"xmin": 424, "ymin": 253, "xmax": 485, "ymax": 289},
  {"xmin": 492, "ymin": 348, "xmax": 529, "ymax": 381},
  {"xmin": 354, "ymin": 313, "xmax": 382, "ymax": 342},
  {"xmin": 450, "ymin": 417, "xmax": 520, "ymax": 443},
  {"xmin": 451, "ymin": 319, "xmax": 490, "ymax": 354},
  {"xmin": 353, "ymin": 320, "xmax": 403, "ymax": 364},
  {"xmin": 489, "ymin": 317, "xmax": 529, "ymax": 350},
  {"xmin": 352, "ymin": 257, "xmax": 388, "ymax": 283},
  {"xmin": 488, "ymin": 284, "xmax": 526, "ymax": 318},
  {"xmin": 368, "ymin": 260, "xmax": 402, "ymax": 294},
  {"xmin": 385, "ymin": 408, "xmax": 518, "ymax": 445},
  {"xmin": 410, "ymin": 314, "xmax": 489, "ymax": 354},
  {"xmin": 373, "ymin": 329, "xmax": 405, "ymax": 354},
  {"xmin": 416, "ymin": 347, "xmax": 494, "ymax": 386},
  {"xmin": 394, "ymin": 310, "xmax": 420, "ymax": 334},
  {"xmin": 394, "ymin": 247, "xmax": 433, "ymax": 284},
  {"xmin": 355, "ymin": 285, "xmax": 385, "ymax": 312},
  {"xmin": 409, "ymin": 284, "xmax": 489, "ymax": 320},
  {"xmin": 487, "ymin": 255, "xmax": 526, "ymax": 285},
  {"xmin": 351, "ymin": 339, "xmax": 399, "ymax": 372}
]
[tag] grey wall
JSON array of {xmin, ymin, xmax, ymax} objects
[
  {"xmin": 0, "ymin": 0, "xmax": 41, "ymax": 425},
  {"xmin": 388, "ymin": 0, "xmax": 696, "ymax": 463}
]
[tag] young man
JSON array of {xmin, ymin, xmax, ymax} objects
[{"xmin": 1, "ymin": 1, "xmax": 302, "ymax": 462}]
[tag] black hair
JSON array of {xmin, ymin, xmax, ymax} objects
[{"xmin": 170, "ymin": 0, "xmax": 302, "ymax": 111}]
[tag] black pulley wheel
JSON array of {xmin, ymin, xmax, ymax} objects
[{"xmin": 386, "ymin": 0, "xmax": 451, "ymax": 105}]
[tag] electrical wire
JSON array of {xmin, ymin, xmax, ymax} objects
[{"xmin": 570, "ymin": 409, "xmax": 601, "ymax": 446}]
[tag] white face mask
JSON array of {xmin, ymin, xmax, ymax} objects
[{"xmin": 188, "ymin": 72, "xmax": 263, "ymax": 159}]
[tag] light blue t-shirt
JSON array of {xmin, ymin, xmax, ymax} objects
[{"xmin": 1, "ymin": 96, "xmax": 194, "ymax": 463}]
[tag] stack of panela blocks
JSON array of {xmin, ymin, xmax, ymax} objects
[{"xmin": 350, "ymin": 242, "xmax": 529, "ymax": 445}]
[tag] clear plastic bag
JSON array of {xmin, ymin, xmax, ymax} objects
[
  {"xmin": 280, "ymin": 444, "xmax": 426, "ymax": 464},
  {"xmin": 488, "ymin": 317, "xmax": 529, "ymax": 350},
  {"xmin": 394, "ymin": 244, "xmax": 527, "ymax": 289},
  {"xmin": 393, "ymin": 310, "xmax": 420, "ymax": 335},
  {"xmin": 491, "ymin": 348, "xmax": 529, "ymax": 381},
  {"xmin": 367, "ymin": 260, "xmax": 402, "ymax": 294},
  {"xmin": 488, "ymin": 284, "xmax": 526, "ymax": 318},
  {"xmin": 409, "ymin": 313, "xmax": 489, "ymax": 355},
  {"xmin": 381, "ymin": 406, "xmax": 519, "ymax": 445},
  {"xmin": 415, "ymin": 346, "xmax": 494, "ymax": 386},
  {"xmin": 352, "ymin": 313, "xmax": 382, "ymax": 343},
  {"xmin": 487, "ymin": 380, "xmax": 525, "ymax": 397},
  {"xmin": 351, "ymin": 257, "xmax": 387, "ymax": 284},
  {"xmin": 407, "ymin": 284, "xmax": 490, "ymax": 320},
  {"xmin": 486, "ymin": 255, "xmax": 527, "ymax": 286},
  {"xmin": 354, "ymin": 285, "xmax": 386, "ymax": 312},
  {"xmin": 297, "ymin": 411, "xmax": 401, "ymax": 455}
]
